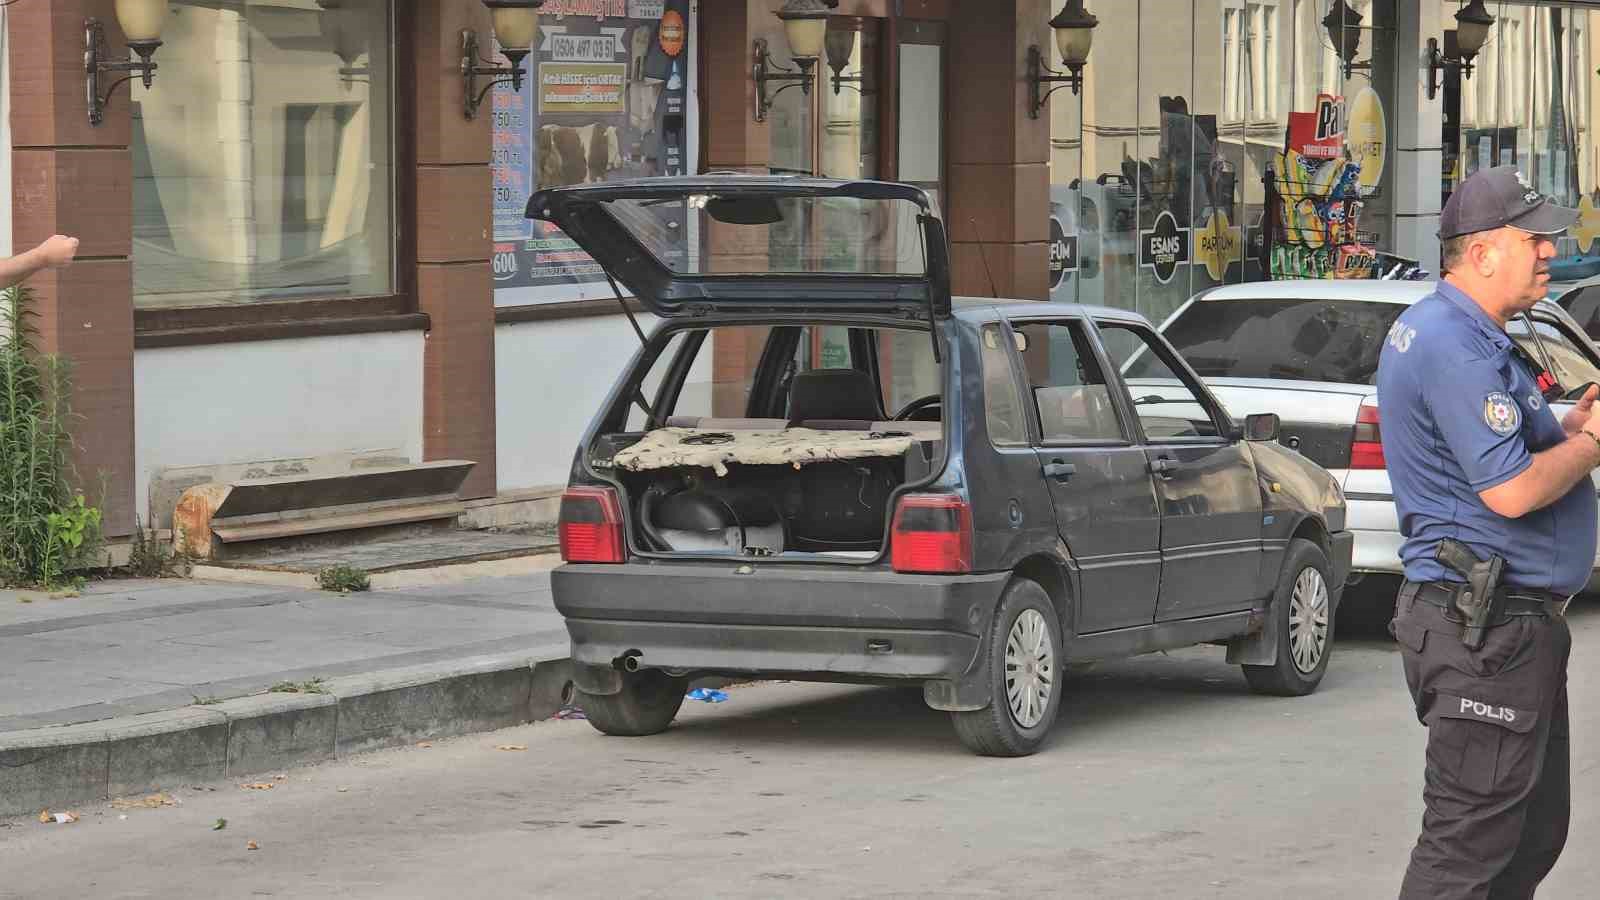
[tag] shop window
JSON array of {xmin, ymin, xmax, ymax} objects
[{"xmin": 130, "ymin": 1, "xmax": 395, "ymax": 309}]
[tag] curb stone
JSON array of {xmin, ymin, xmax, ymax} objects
[{"xmin": 0, "ymin": 652, "xmax": 575, "ymax": 818}]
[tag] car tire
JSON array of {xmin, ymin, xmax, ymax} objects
[
  {"xmin": 951, "ymin": 578, "xmax": 1062, "ymax": 757},
  {"xmin": 1242, "ymin": 538, "xmax": 1335, "ymax": 697},
  {"xmin": 577, "ymin": 670, "xmax": 689, "ymax": 737}
]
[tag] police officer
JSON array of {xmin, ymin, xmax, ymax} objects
[{"xmin": 1377, "ymin": 165, "xmax": 1599, "ymax": 899}]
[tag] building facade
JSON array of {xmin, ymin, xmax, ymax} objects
[{"xmin": 2, "ymin": 0, "xmax": 1598, "ymax": 551}]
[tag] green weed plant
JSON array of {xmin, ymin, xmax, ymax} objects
[{"xmin": 0, "ymin": 285, "xmax": 102, "ymax": 587}]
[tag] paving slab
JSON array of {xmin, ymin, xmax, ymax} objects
[{"xmin": 0, "ymin": 569, "xmax": 576, "ymax": 817}]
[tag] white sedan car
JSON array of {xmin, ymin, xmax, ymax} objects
[{"xmin": 1147, "ymin": 279, "xmax": 1600, "ymax": 593}]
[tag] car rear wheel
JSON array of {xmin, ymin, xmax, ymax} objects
[
  {"xmin": 952, "ymin": 578, "xmax": 1062, "ymax": 757},
  {"xmin": 1242, "ymin": 538, "xmax": 1334, "ymax": 696},
  {"xmin": 577, "ymin": 669, "xmax": 688, "ymax": 737}
]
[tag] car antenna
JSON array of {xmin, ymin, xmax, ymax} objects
[
  {"xmin": 969, "ymin": 217, "xmax": 1000, "ymax": 298},
  {"xmin": 604, "ymin": 270, "xmax": 658, "ymax": 425}
]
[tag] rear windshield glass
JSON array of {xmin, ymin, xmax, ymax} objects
[
  {"xmin": 1154, "ymin": 297, "xmax": 1406, "ymax": 385},
  {"xmin": 600, "ymin": 195, "xmax": 928, "ymax": 277}
]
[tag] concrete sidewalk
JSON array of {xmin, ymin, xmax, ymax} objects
[{"xmin": 0, "ymin": 566, "xmax": 573, "ymax": 818}]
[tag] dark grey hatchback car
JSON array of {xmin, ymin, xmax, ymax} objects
[{"xmin": 531, "ymin": 175, "xmax": 1353, "ymax": 756}]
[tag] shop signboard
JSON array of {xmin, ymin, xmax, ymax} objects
[
  {"xmin": 1048, "ymin": 215, "xmax": 1078, "ymax": 290},
  {"xmin": 1347, "ymin": 86, "xmax": 1386, "ymax": 198},
  {"xmin": 492, "ymin": 0, "xmax": 693, "ymax": 308},
  {"xmin": 1140, "ymin": 210, "xmax": 1188, "ymax": 285},
  {"xmin": 1193, "ymin": 210, "xmax": 1242, "ymax": 282},
  {"xmin": 1287, "ymin": 93, "xmax": 1345, "ymax": 161}
]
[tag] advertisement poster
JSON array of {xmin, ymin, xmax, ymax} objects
[
  {"xmin": 1268, "ymin": 90, "xmax": 1379, "ymax": 280},
  {"xmin": 492, "ymin": 0, "xmax": 693, "ymax": 307}
]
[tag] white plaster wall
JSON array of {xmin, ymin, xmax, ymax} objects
[
  {"xmin": 134, "ymin": 331, "xmax": 424, "ymax": 519},
  {"xmin": 496, "ymin": 313, "xmax": 713, "ymax": 491}
]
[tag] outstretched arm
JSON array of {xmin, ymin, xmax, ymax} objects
[{"xmin": 0, "ymin": 235, "xmax": 79, "ymax": 290}]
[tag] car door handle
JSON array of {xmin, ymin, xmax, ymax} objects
[
  {"xmin": 1149, "ymin": 457, "xmax": 1178, "ymax": 477},
  {"xmin": 1043, "ymin": 460, "xmax": 1076, "ymax": 480}
]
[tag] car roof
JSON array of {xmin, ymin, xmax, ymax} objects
[
  {"xmin": 1188, "ymin": 278, "xmax": 1568, "ymax": 317},
  {"xmin": 1196, "ymin": 279, "xmax": 1437, "ymax": 304},
  {"xmin": 952, "ymin": 296, "xmax": 1151, "ymax": 325}
]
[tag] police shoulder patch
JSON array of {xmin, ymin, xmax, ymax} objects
[{"xmin": 1484, "ymin": 391, "xmax": 1521, "ymax": 435}]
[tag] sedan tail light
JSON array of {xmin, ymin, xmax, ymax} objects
[
  {"xmin": 559, "ymin": 486, "xmax": 625, "ymax": 564},
  {"xmin": 891, "ymin": 494, "xmax": 973, "ymax": 574},
  {"xmin": 1350, "ymin": 399, "xmax": 1385, "ymax": 470}
]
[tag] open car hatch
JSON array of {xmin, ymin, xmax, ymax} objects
[{"xmin": 525, "ymin": 176, "xmax": 952, "ymax": 320}]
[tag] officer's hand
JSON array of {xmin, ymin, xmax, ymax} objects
[
  {"xmin": 33, "ymin": 235, "xmax": 79, "ymax": 269},
  {"xmin": 1565, "ymin": 383, "xmax": 1600, "ymax": 434}
]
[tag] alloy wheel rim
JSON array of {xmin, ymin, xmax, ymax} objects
[
  {"xmin": 1005, "ymin": 609, "xmax": 1054, "ymax": 729},
  {"xmin": 1289, "ymin": 567, "xmax": 1330, "ymax": 674}
]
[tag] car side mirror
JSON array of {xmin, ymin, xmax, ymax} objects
[{"xmin": 1241, "ymin": 412, "xmax": 1280, "ymax": 442}]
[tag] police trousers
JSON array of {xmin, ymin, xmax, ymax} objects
[{"xmin": 1391, "ymin": 582, "xmax": 1573, "ymax": 900}]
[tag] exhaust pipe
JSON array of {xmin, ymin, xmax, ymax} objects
[{"xmin": 619, "ymin": 651, "xmax": 642, "ymax": 673}]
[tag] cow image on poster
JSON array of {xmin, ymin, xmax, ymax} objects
[{"xmin": 536, "ymin": 123, "xmax": 623, "ymax": 189}]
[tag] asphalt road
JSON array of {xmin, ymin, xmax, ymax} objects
[{"xmin": 4, "ymin": 606, "xmax": 1598, "ymax": 900}]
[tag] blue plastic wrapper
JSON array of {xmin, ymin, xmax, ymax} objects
[{"xmin": 685, "ymin": 688, "xmax": 729, "ymax": 703}]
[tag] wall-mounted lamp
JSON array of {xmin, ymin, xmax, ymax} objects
[
  {"xmin": 752, "ymin": 0, "xmax": 835, "ymax": 122},
  {"xmin": 1027, "ymin": 0, "xmax": 1099, "ymax": 119},
  {"xmin": 1426, "ymin": 0, "xmax": 1494, "ymax": 99},
  {"xmin": 318, "ymin": 0, "xmax": 371, "ymax": 86},
  {"xmin": 824, "ymin": 29, "xmax": 863, "ymax": 95},
  {"xmin": 1323, "ymin": 0, "xmax": 1370, "ymax": 79},
  {"xmin": 85, "ymin": 0, "xmax": 168, "ymax": 126},
  {"xmin": 462, "ymin": 0, "xmax": 543, "ymax": 120}
]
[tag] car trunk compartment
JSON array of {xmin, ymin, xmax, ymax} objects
[{"xmin": 594, "ymin": 428, "xmax": 942, "ymax": 559}]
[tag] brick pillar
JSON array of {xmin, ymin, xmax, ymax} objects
[
  {"xmin": 413, "ymin": 1, "xmax": 497, "ymax": 499},
  {"xmin": 947, "ymin": 0, "xmax": 1052, "ymax": 300},
  {"xmin": 703, "ymin": 3, "xmax": 770, "ymax": 417},
  {"xmin": 9, "ymin": 2, "xmax": 137, "ymax": 537}
]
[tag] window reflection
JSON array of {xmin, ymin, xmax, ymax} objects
[{"xmin": 130, "ymin": 0, "xmax": 394, "ymax": 309}]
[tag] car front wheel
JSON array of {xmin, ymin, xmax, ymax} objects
[
  {"xmin": 952, "ymin": 578, "xmax": 1062, "ymax": 757},
  {"xmin": 577, "ymin": 669, "xmax": 689, "ymax": 737},
  {"xmin": 1242, "ymin": 538, "xmax": 1335, "ymax": 696}
]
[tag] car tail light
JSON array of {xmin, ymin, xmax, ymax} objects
[
  {"xmin": 891, "ymin": 494, "xmax": 973, "ymax": 574},
  {"xmin": 559, "ymin": 486, "xmax": 625, "ymax": 564},
  {"xmin": 1350, "ymin": 400, "xmax": 1385, "ymax": 470}
]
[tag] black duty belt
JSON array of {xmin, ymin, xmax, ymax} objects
[{"xmin": 1412, "ymin": 581, "xmax": 1571, "ymax": 618}]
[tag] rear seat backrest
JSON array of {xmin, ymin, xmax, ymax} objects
[{"xmin": 787, "ymin": 368, "xmax": 884, "ymax": 425}]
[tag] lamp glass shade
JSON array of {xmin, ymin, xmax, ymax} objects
[
  {"xmin": 1455, "ymin": 20, "xmax": 1490, "ymax": 57},
  {"xmin": 492, "ymin": 8, "xmax": 539, "ymax": 50},
  {"xmin": 1321, "ymin": 0, "xmax": 1363, "ymax": 63},
  {"xmin": 824, "ymin": 28, "xmax": 856, "ymax": 75},
  {"xmin": 1454, "ymin": 0, "xmax": 1495, "ymax": 58},
  {"xmin": 116, "ymin": 0, "xmax": 168, "ymax": 42},
  {"xmin": 783, "ymin": 16, "xmax": 828, "ymax": 61},
  {"xmin": 1054, "ymin": 24, "xmax": 1094, "ymax": 67}
]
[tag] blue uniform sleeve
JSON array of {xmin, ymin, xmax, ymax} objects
[{"xmin": 1420, "ymin": 354, "xmax": 1532, "ymax": 492}]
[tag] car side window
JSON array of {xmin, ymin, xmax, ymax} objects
[
  {"xmin": 1010, "ymin": 320, "xmax": 1124, "ymax": 443},
  {"xmin": 979, "ymin": 325, "xmax": 1027, "ymax": 445},
  {"xmin": 1095, "ymin": 322, "xmax": 1222, "ymax": 441}
]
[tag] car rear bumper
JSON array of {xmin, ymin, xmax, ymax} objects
[
  {"xmin": 551, "ymin": 562, "xmax": 1012, "ymax": 681},
  {"xmin": 1345, "ymin": 495, "xmax": 1404, "ymax": 575}
]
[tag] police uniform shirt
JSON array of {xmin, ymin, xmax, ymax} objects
[{"xmin": 1376, "ymin": 280, "xmax": 1598, "ymax": 596}]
